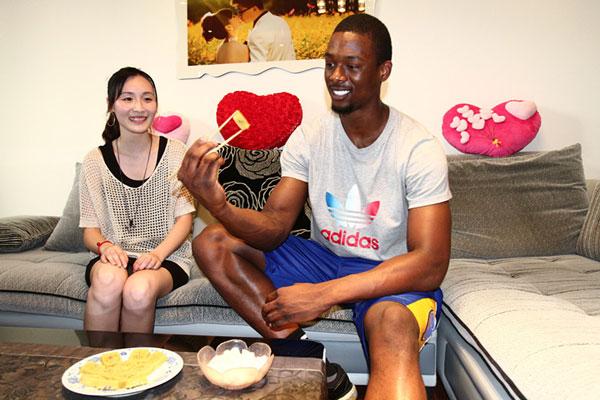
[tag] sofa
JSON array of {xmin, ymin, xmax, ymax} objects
[
  {"xmin": 437, "ymin": 144, "xmax": 600, "ymax": 399},
  {"xmin": 1, "ymin": 143, "xmax": 599, "ymax": 397}
]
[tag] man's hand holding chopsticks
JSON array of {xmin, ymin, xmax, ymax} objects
[{"xmin": 178, "ymin": 138, "xmax": 228, "ymax": 217}]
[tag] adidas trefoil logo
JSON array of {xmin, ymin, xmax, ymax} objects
[{"xmin": 326, "ymin": 184, "xmax": 380, "ymax": 229}]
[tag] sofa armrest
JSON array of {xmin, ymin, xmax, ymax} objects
[
  {"xmin": 0, "ymin": 215, "xmax": 59, "ymax": 253},
  {"xmin": 586, "ymin": 179, "xmax": 599, "ymax": 202},
  {"xmin": 578, "ymin": 179, "xmax": 600, "ymax": 261}
]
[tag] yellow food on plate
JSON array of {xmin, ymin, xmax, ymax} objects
[
  {"xmin": 99, "ymin": 351, "xmax": 122, "ymax": 367},
  {"xmin": 135, "ymin": 351, "xmax": 168, "ymax": 377},
  {"xmin": 79, "ymin": 360, "xmax": 106, "ymax": 375},
  {"xmin": 79, "ymin": 374, "xmax": 120, "ymax": 390},
  {"xmin": 108, "ymin": 359, "xmax": 139, "ymax": 379},
  {"xmin": 78, "ymin": 349, "xmax": 167, "ymax": 390},
  {"xmin": 148, "ymin": 350, "xmax": 168, "ymax": 365},
  {"xmin": 122, "ymin": 375, "xmax": 149, "ymax": 389},
  {"xmin": 128, "ymin": 348, "xmax": 151, "ymax": 361}
]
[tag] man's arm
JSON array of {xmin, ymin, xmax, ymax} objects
[
  {"xmin": 262, "ymin": 201, "xmax": 451, "ymax": 328},
  {"xmin": 336, "ymin": 201, "xmax": 451, "ymax": 298},
  {"xmin": 215, "ymin": 176, "xmax": 308, "ymax": 250},
  {"xmin": 178, "ymin": 138, "xmax": 308, "ymax": 251}
]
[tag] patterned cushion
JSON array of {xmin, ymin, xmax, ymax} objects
[
  {"xmin": 0, "ymin": 216, "xmax": 59, "ymax": 253},
  {"xmin": 577, "ymin": 181, "xmax": 600, "ymax": 260},
  {"xmin": 218, "ymin": 146, "xmax": 311, "ymax": 238}
]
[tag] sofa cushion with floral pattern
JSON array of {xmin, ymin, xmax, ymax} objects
[{"xmin": 218, "ymin": 145, "xmax": 311, "ymax": 238}]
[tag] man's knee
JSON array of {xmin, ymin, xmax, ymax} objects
[
  {"xmin": 193, "ymin": 224, "xmax": 232, "ymax": 265},
  {"xmin": 364, "ymin": 301, "xmax": 420, "ymax": 352},
  {"xmin": 194, "ymin": 224, "xmax": 230, "ymax": 249},
  {"xmin": 194, "ymin": 223, "xmax": 265, "ymax": 273}
]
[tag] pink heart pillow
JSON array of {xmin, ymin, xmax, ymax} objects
[
  {"xmin": 217, "ymin": 91, "xmax": 303, "ymax": 150},
  {"xmin": 442, "ymin": 100, "xmax": 541, "ymax": 157},
  {"xmin": 152, "ymin": 112, "xmax": 191, "ymax": 145}
]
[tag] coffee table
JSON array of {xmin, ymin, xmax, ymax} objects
[{"xmin": 0, "ymin": 326, "xmax": 326, "ymax": 399}]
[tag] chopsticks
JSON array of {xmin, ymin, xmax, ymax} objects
[
  {"xmin": 167, "ymin": 110, "xmax": 250, "ymax": 181},
  {"xmin": 207, "ymin": 110, "xmax": 250, "ymax": 142},
  {"xmin": 207, "ymin": 128, "xmax": 245, "ymax": 154},
  {"xmin": 207, "ymin": 110, "xmax": 250, "ymax": 154}
]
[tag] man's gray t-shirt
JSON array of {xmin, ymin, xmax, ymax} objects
[{"xmin": 280, "ymin": 107, "xmax": 452, "ymax": 261}]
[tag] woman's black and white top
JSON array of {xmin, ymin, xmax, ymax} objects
[{"xmin": 79, "ymin": 137, "xmax": 196, "ymax": 276}]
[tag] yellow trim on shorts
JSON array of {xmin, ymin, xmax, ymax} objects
[{"xmin": 407, "ymin": 298, "xmax": 437, "ymax": 349}]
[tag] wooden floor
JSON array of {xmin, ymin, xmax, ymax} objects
[
  {"xmin": 356, "ymin": 380, "xmax": 450, "ymax": 400},
  {"xmin": 429, "ymin": 381, "xmax": 451, "ymax": 400}
]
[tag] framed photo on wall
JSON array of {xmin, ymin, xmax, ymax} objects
[{"xmin": 176, "ymin": 0, "xmax": 377, "ymax": 79}]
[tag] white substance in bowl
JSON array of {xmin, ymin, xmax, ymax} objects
[{"xmin": 207, "ymin": 347, "xmax": 268, "ymax": 373}]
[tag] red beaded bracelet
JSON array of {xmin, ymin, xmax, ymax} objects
[{"xmin": 96, "ymin": 240, "xmax": 113, "ymax": 255}]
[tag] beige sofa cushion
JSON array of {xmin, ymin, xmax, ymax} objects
[
  {"xmin": 442, "ymin": 255, "xmax": 600, "ymax": 399},
  {"xmin": 447, "ymin": 144, "xmax": 588, "ymax": 258}
]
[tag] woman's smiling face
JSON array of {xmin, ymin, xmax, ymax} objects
[{"xmin": 110, "ymin": 75, "xmax": 157, "ymax": 136}]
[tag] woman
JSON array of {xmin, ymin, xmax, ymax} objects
[
  {"xmin": 201, "ymin": 8, "xmax": 249, "ymax": 64},
  {"xmin": 79, "ymin": 67, "xmax": 195, "ymax": 333}
]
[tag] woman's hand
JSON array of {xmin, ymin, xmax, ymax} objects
[
  {"xmin": 99, "ymin": 243, "xmax": 128, "ymax": 268},
  {"xmin": 133, "ymin": 253, "xmax": 164, "ymax": 271}
]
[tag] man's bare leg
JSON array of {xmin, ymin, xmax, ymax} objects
[
  {"xmin": 196, "ymin": 224, "xmax": 357, "ymax": 400},
  {"xmin": 193, "ymin": 224, "xmax": 297, "ymax": 338},
  {"xmin": 363, "ymin": 301, "xmax": 426, "ymax": 400}
]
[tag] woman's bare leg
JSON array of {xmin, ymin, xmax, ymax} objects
[
  {"xmin": 120, "ymin": 268, "xmax": 172, "ymax": 333},
  {"xmin": 84, "ymin": 261, "xmax": 128, "ymax": 332}
]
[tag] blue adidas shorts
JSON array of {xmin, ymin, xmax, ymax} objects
[{"xmin": 264, "ymin": 234, "xmax": 443, "ymax": 362}]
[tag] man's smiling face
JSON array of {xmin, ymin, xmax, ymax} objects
[{"xmin": 324, "ymin": 31, "xmax": 384, "ymax": 115}]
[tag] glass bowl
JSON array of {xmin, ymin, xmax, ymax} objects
[{"xmin": 197, "ymin": 339, "xmax": 274, "ymax": 390}]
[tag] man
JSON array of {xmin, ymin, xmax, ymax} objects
[
  {"xmin": 179, "ymin": 13, "xmax": 452, "ymax": 400},
  {"xmin": 231, "ymin": 0, "xmax": 296, "ymax": 62}
]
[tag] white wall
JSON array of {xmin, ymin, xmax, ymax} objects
[{"xmin": 1, "ymin": 0, "xmax": 599, "ymax": 217}]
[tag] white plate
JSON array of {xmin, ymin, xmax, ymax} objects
[{"xmin": 61, "ymin": 347, "xmax": 183, "ymax": 397}]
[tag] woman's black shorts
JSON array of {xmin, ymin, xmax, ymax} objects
[{"xmin": 85, "ymin": 256, "xmax": 189, "ymax": 291}]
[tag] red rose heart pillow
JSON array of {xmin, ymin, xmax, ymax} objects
[
  {"xmin": 442, "ymin": 100, "xmax": 541, "ymax": 157},
  {"xmin": 216, "ymin": 91, "xmax": 303, "ymax": 150},
  {"xmin": 152, "ymin": 112, "xmax": 191, "ymax": 144}
]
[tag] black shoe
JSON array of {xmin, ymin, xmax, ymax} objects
[{"xmin": 327, "ymin": 363, "xmax": 358, "ymax": 400}]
